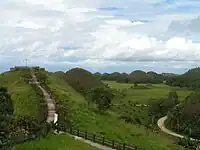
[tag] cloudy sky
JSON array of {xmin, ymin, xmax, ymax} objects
[{"xmin": 1, "ymin": 0, "xmax": 200, "ymax": 73}]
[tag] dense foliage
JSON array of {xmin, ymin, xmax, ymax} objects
[
  {"xmin": 87, "ymin": 87, "xmax": 114, "ymax": 112},
  {"xmin": 166, "ymin": 67, "xmax": 200, "ymax": 89},
  {"xmin": 148, "ymin": 91, "xmax": 179, "ymax": 123},
  {"xmin": 0, "ymin": 87, "xmax": 13, "ymax": 149},
  {"xmin": 167, "ymin": 92, "xmax": 200, "ymax": 139}
]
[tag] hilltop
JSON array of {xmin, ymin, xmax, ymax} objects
[
  {"xmin": 63, "ymin": 68, "xmax": 106, "ymax": 95},
  {"xmin": 166, "ymin": 67, "xmax": 200, "ymax": 88},
  {"xmin": 0, "ymin": 69, "xmax": 46, "ymax": 122}
]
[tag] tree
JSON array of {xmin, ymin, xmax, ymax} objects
[
  {"xmin": 90, "ymin": 88, "xmax": 114, "ymax": 113},
  {"xmin": 0, "ymin": 87, "xmax": 13, "ymax": 148},
  {"xmin": 168, "ymin": 91, "xmax": 179, "ymax": 105}
]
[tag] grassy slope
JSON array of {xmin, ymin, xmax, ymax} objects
[
  {"xmin": 46, "ymin": 72, "xmax": 86, "ymax": 103},
  {"xmin": 45, "ymin": 72, "xmax": 182, "ymax": 150},
  {"xmin": 0, "ymin": 70, "xmax": 42, "ymax": 121},
  {"xmin": 12, "ymin": 134, "xmax": 99, "ymax": 150}
]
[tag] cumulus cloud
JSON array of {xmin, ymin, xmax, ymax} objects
[
  {"xmin": 168, "ymin": 16, "xmax": 200, "ymax": 34},
  {"xmin": 0, "ymin": 0, "xmax": 200, "ymax": 73}
]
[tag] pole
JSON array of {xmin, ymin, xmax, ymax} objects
[{"xmin": 26, "ymin": 58, "xmax": 28, "ymax": 67}]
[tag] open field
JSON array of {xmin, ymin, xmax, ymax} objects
[
  {"xmin": 0, "ymin": 70, "xmax": 43, "ymax": 121},
  {"xmin": 103, "ymin": 81, "xmax": 192, "ymax": 104},
  {"xmin": 12, "ymin": 134, "xmax": 100, "ymax": 150}
]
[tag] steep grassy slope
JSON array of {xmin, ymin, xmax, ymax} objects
[
  {"xmin": 42, "ymin": 71, "xmax": 183, "ymax": 150},
  {"xmin": 65, "ymin": 68, "xmax": 105, "ymax": 94},
  {"xmin": 46, "ymin": 72, "xmax": 86, "ymax": 103},
  {"xmin": 12, "ymin": 134, "xmax": 99, "ymax": 150},
  {"xmin": 0, "ymin": 69, "xmax": 44, "ymax": 121}
]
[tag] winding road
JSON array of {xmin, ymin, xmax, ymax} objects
[
  {"xmin": 157, "ymin": 116, "xmax": 196, "ymax": 141},
  {"xmin": 157, "ymin": 116, "xmax": 184, "ymax": 138}
]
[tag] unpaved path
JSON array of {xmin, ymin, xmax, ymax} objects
[
  {"xmin": 158, "ymin": 116, "xmax": 197, "ymax": 141},
  {"xmin": 30, "ymin": 68, "xmax": 115, "ymax": 150},
  {"xmin": 157, "ymin": 116, "xmax": 184, "ymax": 138},
  {"xmin": 30, "ymin": 69, "xmax": 56, "ymax": 123}
]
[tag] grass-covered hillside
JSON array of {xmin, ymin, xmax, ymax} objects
[
  {"xmin": 0, "ymin": 69, "xmax": 45, "ymax": 122},
  {"xmin": 33, "ymin": 69, "xmax": 184, "ymax": 150},
  {"xmin": 65, "ymin": 68, "xmax": 105, "ymax": 94},
  {"xmin": 13, "ymin": 134, "xmax": 99, "ymax": 150}
]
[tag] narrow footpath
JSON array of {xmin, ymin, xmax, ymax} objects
[
  {"xmin": 30, "ymin": 69, "xmax": 56, "ymax": 123},
  {"xmin": 30, "ymin": 68, "xmax": 115, "ymax": 150}
]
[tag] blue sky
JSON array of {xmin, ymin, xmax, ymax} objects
[{"xmin": 1, "ymin": 0, "xmax": 200, "ymax": 73}]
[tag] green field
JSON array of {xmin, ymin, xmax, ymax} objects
[
  {"xmin": 103, "ymin": 81, "xmax": 192, "ymax": 104},
  {"xmin": 43, "ymin": 73, "xmax": 183, "ymax": 150},
  {"xmin": 12, "ymin": 134, "xmax": 99, "ymax": 150},
  {"xmin": 0, "ymin": 70, "xmax": 43, "ymax": 121},
  {"xmin": 10, "ymin": 71, "xmax": 190, "ymax": 150}
]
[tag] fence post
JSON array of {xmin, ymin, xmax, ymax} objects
[
  {"xmin": 123, "ymin": 143, "xmax": 126, "ymax": 150},
  {"xmin": 135, "ymin": 146, "xmax": 138, "ymax": 150},
  {"xmin": 85, "ymin": 131, "xmax": 88, "ymax": 139},
  {"xmin": 93, "ymin": 134, "xmax": 96, "ymax": 142},
  {"xmin": 112, "ymin": 140, "xmax": 115, "ymax": 148},
  {"xmin": 77, "ymin": 129, "xmax": 80, "ymax": 136},
  {"xmin": 102, "ymin": 137, "xmax": 105, "ymax": 145}
]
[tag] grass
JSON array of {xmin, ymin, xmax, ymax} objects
[
  {"xmin": 0, "ymin": 70, "xmax": 43, "ymax": 121},
  {"xmin": 46, "ymin": 72, "xmax": 86, "ymax": 103},
  {"xmin": 12, "ymin": 134, "xmax": 100, "ymax": 150},
  {"xmin": 103, "ymin": 81, "xmax": 192, "ymax": 104},
  {"xmin": 44, "ymin": 72, "xmax": 183, "ymax": 150}
]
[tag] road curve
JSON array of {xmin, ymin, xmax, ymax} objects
[
  {"xmin": 157, "ymin": 116, "xmax": 184, "ymax": 138},
  {"xmin": 157, "ymin": 116, "xmax": 198, "ymax": 141},
  {"xmin": 30, "ymin": 68, "xmax": 56, "ymax": 123}
]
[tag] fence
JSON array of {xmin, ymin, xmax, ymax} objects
[
  {"xmin": 34, "ymin": 69, "xmax": 145, "ymax": 150},
  {"xmin": 61, "ymin": 126, "xmax": 144, "ymax": 150}
]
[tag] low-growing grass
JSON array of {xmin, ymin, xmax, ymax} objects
[
  {"xmin": 71, "ymin": 103, "xmax": 182, "ymax": 150},
  {"xmin": 103, "ymin": 81, "xmax": 192, "ymax": 104},
  {"xmin": 12, "ymin": 134, "xmax": 100, "ymax": 150},
  {"xmin": 0, "ymin": 70, "xmax": 43, "ymax": 121},
  {"xmin": 46, "ymin": 72, "xmax": 86, "ymax": 103},
  {"xmin": 45, "ymin": 72, "xmax": 183, "ymax": 150}
]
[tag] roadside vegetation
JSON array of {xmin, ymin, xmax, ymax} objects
[
  {"xmin": 2, "ymin": 67, "xmax": 200, "ymax": 150},
  {"xmin": 34, "ymin": 68, "xmax": 184, "ymax": 150}
]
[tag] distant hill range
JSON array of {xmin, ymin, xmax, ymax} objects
[
  {"xmin": 94, "ymin": 70, "xmax": 179, "ymax": 84},
  {"xmin": 54, "ymin": 67, "xmax": 199, "ymax": 88}
]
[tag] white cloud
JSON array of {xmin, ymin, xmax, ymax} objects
[{"xmin": 0, "ymin": 0, "xmax": 200, "ymax": 73}]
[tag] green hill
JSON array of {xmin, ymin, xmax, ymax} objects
[
  {"xmin": 65, "ymin": 68, "xmax": 105, "ymax": 95},
  {"xmin": 129, "ymin": 70, "xmax": 151, "ymax": 83},
  {"xmin": 34, "ymin": 69, "xmax": 183, "ymax": 150},
  {"xmin": 166, "ymin": 67, "xmax": 200, "ymax": 88},
  {"xmin": 0, "ymin": 69, "xmax": 45, "ymax": 121},
  {"xmin": 13, "ymin": 134, "xmax": 99, "ymax": 150}
]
